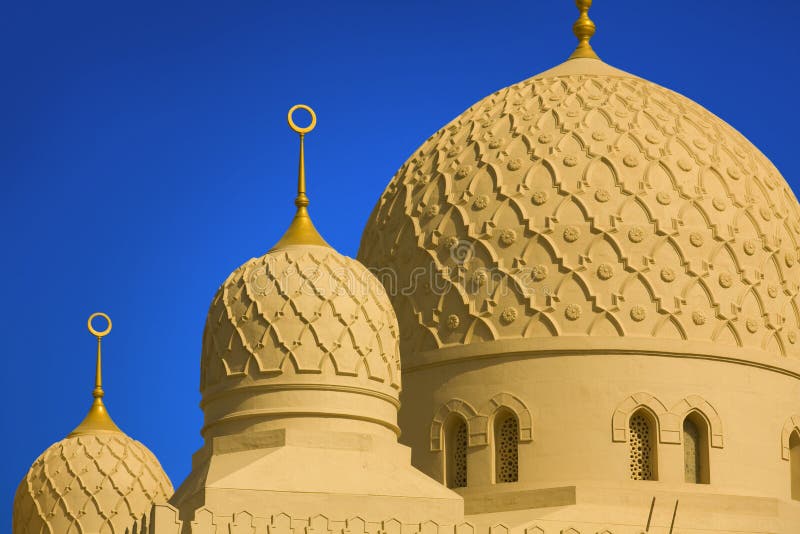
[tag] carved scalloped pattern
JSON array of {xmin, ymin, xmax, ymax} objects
[
  {"xmin": 201, "ymin": 246, "xmax": 401, "ymax": 393},
  {"xmin": 13, "ymin": 434, "xmax": 172, "ymax": 534},
  {"xmin": 358, "ymin": 73, "xmax": 800, "ymax": 360}
]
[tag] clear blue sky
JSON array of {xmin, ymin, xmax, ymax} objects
[{"xmin": 1, "ymin": 0, "xmax": 798, "ymax": 523}]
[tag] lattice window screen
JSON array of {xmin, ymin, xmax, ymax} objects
[
  {"xmin": 450, "ymin": 420, "xmax": 467, "ymax": 488},
  {"xmin": 629, "ymin": 412, "xmax": 655, "ymax": 480},
  {"xmin": 495, "ymin": 412, "xmax": 519, "ymax": 483}
]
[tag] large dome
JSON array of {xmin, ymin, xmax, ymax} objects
[{"xmin": 358, "ymin": 57, "xmax": 800, "ymax": 361}]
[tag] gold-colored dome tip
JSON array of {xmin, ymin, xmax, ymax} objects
[
  {"xmin": 569, "ymin": 0, "xmax": 600, "ymax": 60},
  {"xmin": 271, "ymin": 104, "xmax": 332, "ymax": 250},
  {"xmin": 271, "ymin": 207, "xmax": 331, "ymax": 250},
  {"xmin": 69, "ymin": 313, "xmax": 122, "ymax": 437},
  {"xmin": 68, "ymin": 398, "xmax": 122, "ymax": 436}
]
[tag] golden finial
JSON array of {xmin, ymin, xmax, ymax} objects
[
  {"xmin": 69, "ymin": 312, "xmax": 122, "ymax": 436},
  {"xmin": 271, "ymin": 104, "xmax": 331, "ymax": 250},
  {"xmin": 569, "ymin": 0, "xmax": 600, "ymax": 60}
]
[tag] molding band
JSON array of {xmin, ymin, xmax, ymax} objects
[
  {"xmin": 200, "ymin": 382, "xmax": 401, "ymax": 409},
  {"xmin": 202, "ymin": 409, "xmax": 400, "ymax": 438},
  {"xmin": 406, "ymin": 337, "xmax": 800, "ymax": 381}
]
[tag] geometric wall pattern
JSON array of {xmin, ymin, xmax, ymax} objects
[
  {"xmin": 359, "ymin": 72, "xmax": 800, "ymax": 361},
  {"xmin": 143, "ymin": 504, "xmax": 657, "ymax": 534}
]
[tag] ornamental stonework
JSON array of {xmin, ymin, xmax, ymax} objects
[
  {"xmin": 13, "ymin": 434, "xmax": 172, "ymax": 534},
  {"xmin": 359, "ymin": 72, "xmax": 800, "ymax": 361},
  {"xmin": 201, "ymin": 246, "xmax": 401, "ymax": 394}
]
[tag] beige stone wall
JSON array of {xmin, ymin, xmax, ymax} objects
[
  {"xmin": 387, "ymin": 336, "xmax": 800, "ymax": 531},
  {"xmin": 401, "ymin": 344, "xmax": 800, "ymax": 498},
  {"xmin": 144, "ymin": 500, "xmax": 800, "ymax": 533}
]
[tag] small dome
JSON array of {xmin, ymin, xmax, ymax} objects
[
  {"xmin": 13, "ymin": 432, "xmax": 173, "ymax": 534},
  {"xmin": 199, "ymin": 106, "xmax": 401, "ymax": 439},
  {"xmin": 358, "ymin": 56, "xmax": 800, "ymax": 361},
  {"xmin": 13, "ymin": 313, "xmax": 172, "ymax": 534}
]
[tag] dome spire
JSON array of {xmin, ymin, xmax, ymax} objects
[
  {"xmin": 69, "ymin": 312, "xmax": 121, "ymax": 436},
  {"xmin": 271, "ymin": 104, "xmax": 331, "ymax": 250},
  {"xmin": 568, "ymin": 0, "xmax": 600, "ymax": 60}
]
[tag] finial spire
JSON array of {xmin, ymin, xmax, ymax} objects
[
  {"xmin": 569, "ymin": 0, "xmax": 600, "ymax": 60},
  {"xmin": 271, "ymin": 104, "xmax": 331, "ymax": 250},
  {"xmin": 69, "ymin": 313, "xmax": 122, "ymax": 436}
]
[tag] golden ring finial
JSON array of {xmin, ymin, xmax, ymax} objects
[
  {"xmin": 69, "ymin": 311, "xmax": 121, "ymax": 436},
  {"xmin": 270, "ymin": 104, "xmax": 330, "ymax": 250},
  {"xmin": 88, "ymin": 312, "xmax": 112, "ymax": 338},
  {"xmin": 287, "ymin": 104, "xmax": 317, "ymax": 135},
  {"xmin": 569, "ymin": 0, "xmax": 600, "ymax": 60}
]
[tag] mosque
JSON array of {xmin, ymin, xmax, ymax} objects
[{"xmin": 12, "ymin": 2, "xmax": 800, "ymax": 532}]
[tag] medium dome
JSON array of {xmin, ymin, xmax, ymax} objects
[
  {"xmin": 200, "ymin": 106, "xmax": 401, "ymax": 439},
  {"xmin": 200, "ymin": 241, "xmax": 401, "ymax": 437},
  {"xmin": 168, "ymin": 105, "xmax": 462, "ymax": 528},
  {"xmin": 358, "ymin": 57, "xmax": 800, "ymax": 362}
]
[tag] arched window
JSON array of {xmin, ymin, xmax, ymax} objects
[
  {"xmin": 629, "ymin": 409, "xmax": 657, "ymax": 481},
  {"xmin": 494, "ymin": 409, "xmax": 519, "ymax": 483},
  {"xmin": 791, "ymin": 430, "xmax": 800, "ymax": 500},
  {"xmin": 444, "ymin": 415, "xmax": 467, "ymax": 488},
  {"xmin": 683, "ymin": 412, "xmax": 710, "ymax": 484}
]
